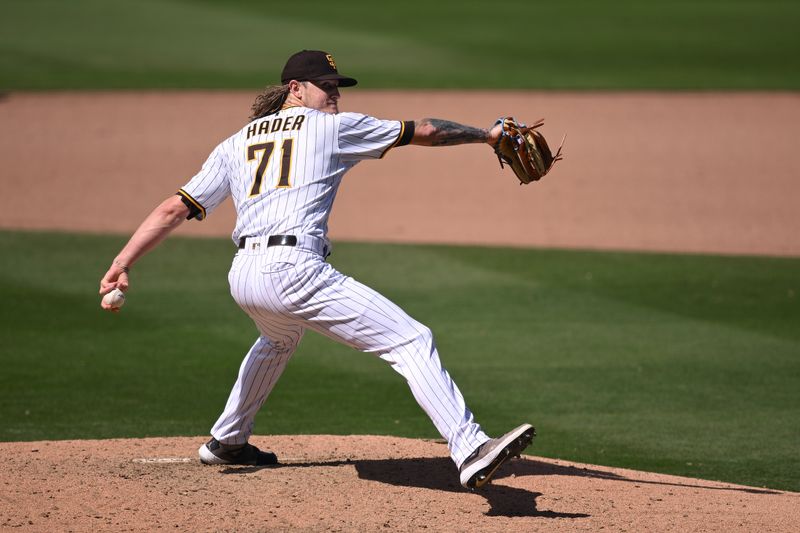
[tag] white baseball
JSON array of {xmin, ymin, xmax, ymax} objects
[{"xmin": 102, "ymin": 288, "xmax": 126, "ymax": 309}]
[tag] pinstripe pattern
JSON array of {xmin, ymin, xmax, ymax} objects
[
  {"xmin": 184, "ymin": 106, "xmax": 490, "ymax": 466},
  {"xmin": 215, "ymin": 246, "xmax": 489, "ymax": 465},
  {"xmin": 181, "ymin": 108, "xmax": 403, "ymax": 245}
]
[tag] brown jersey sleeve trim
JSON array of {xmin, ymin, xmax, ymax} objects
[
  {"xmin": 380, "ymin": 120, "xmax": 415, "ymax": 159},
  {"xmin": 394, "ymin": 120, "xmax": 415, "ymax": 147},
  {"xmin": 176, "ymin": 189, "xmax": 206, "ymax": 220}
]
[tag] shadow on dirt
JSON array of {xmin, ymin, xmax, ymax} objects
[
  {"xmin": 519, "ymin": 458, "xmax": 781, "ymax": 495},
  {"xmin": 224, "ymin": 456, "xmax": 589, "ymax": 518},
  {"xmin": 222, "ymin": 454, "xmax": 780, "ymax": 517},
  {"xmin": 353, "ymin": 456, "xmax": 590, "ymax": 518}
]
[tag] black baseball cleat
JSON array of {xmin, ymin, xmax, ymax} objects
[
  {"xmin": 198, "ymin": 437, "xmax": 278, "ymax": 466},
  {"xmin": 459, "ymin": 423, "xmax": 535, "ymax": 489}
]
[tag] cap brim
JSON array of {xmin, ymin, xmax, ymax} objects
[{"xmin": 312, "ymin": 73, "xmax": 358, "ymax": 87}]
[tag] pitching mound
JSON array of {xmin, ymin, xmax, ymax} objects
[{"xmin": 2, "ymin": 436, "xmax": 796, "ymax": 532}]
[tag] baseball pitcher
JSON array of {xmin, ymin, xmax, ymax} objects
[{"xmin": 99, "ymin": 50, "xmax": 555, "ymax": 489}]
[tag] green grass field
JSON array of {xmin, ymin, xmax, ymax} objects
[
  {"xmin": 2, "ymin": 0, "xmax": 799, "ymax": 90},
  {"xmin": 0, "ymin": 230, "xmax": 797, "ymax": 491}
]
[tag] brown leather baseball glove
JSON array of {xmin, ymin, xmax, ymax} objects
[{"xmin": 493, "ymin": 117, "xmax": 564, "ymax": 184}]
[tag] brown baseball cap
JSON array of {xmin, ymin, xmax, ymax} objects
[{"xmin": 281, "ymin": 50, "xmax": 358, "ymax": 87}]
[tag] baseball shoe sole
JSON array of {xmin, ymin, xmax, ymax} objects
[
  {"xmin": 198, "ymin": 437, "xmax": 278, "ymax": 466},
  {"xmin": 459, "ymin": 423, "xmax": 535, "ymax": 489}
]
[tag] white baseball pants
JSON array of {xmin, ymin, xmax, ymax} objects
[{"xmin": 209, "ymin": 236, "xmax": 489, "ymax": 466}]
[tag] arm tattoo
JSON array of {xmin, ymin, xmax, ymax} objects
[{"xmin": 421, "ymin": 118, "xmax": 488, "ymax": 146}]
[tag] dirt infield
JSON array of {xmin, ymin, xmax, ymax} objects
[
  {"xmin": 1, "ymin": 436, "xmax": 797, "ymax": 532},
  {"xmin": 1, "ymin": 91, "xmax": 799, "ymax": 256},
  {"xmin": 1, "ymin": 91, "xmax": 799, "ymax": 531}
]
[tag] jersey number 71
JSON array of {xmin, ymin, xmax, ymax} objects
[{"xmin": 247, "ymin": 139, "xmax": 294, "ymax": 196}]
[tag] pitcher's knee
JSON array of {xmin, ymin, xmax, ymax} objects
[
  {"xmin": 417, "ymin": 325, "xmax": 434, "ymax": 347},
  {"xmin": 251, "ymin": 335, "xmax": 300, "ymax": 358},
  {"xmin": 399, "ymin": 324, "xmax": 436, "ymax": 354},
  {"xmin": 380, "ymin": 324, "xmax": 447, "ymax": 378}
]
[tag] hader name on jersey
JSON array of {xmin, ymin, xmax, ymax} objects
[{"xmin": 246, "ymin": 115, "xmax": 306, "ymax": 139}]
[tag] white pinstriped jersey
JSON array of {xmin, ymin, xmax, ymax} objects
[
  {"xmin": 183, "ymin": 102, "xmax": 493, "ymax": 468},
  {"xmin": 177, "ymin": 106, "xmax": 412, "ymax": 243}
]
